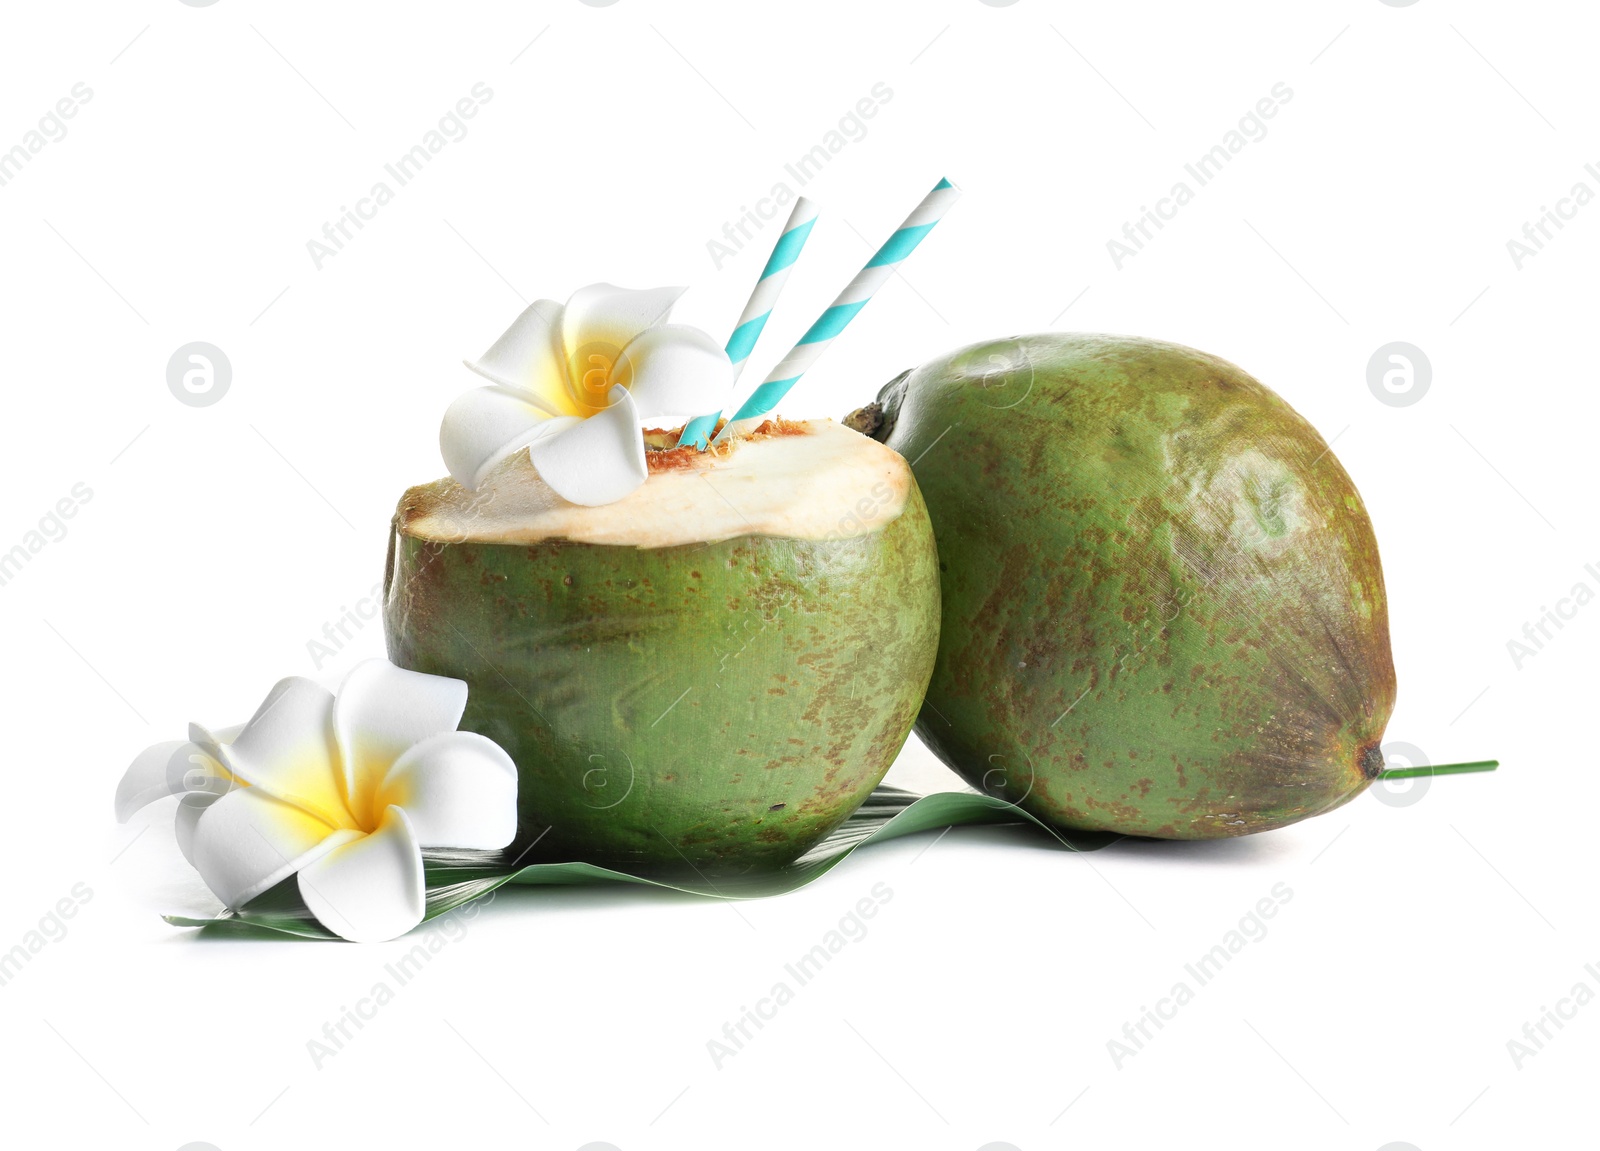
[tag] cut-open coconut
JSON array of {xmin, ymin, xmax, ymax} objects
[{"xmin": 384, "ymin": 419, "xmax": 941, "ymax": 874}]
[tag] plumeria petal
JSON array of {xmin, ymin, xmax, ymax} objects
[
  {"xmin": 440, "ymin": 386, "xmax": 580, "ymax": 492},
  {"xmin": 173, "ymin": 792, "xmax": 221, "ymax": 865},
  {"xmin": 189, "ymin": 786, "xmax": 353, "ymax": 909},
  {"xmin": 297, "ymin": 806, "xmax": 426, "ymax": 943},
  {"xmin": 189, "ymin": 722, "xmax": 246, "ymax": 755},
  {"xmin": 172, "ymin": 741, "xmax": 243, "ymax": 864},
  {"xmin": 463, "ymin": 298, "xmax": 576, "ymax": 416},
  {"xmin": 526, "ymin": 385, "xmax": 648, "ymax": 507},
  {"xmin": 212, "ymin": 678, "xmax": 350, "ymax": 829},
  {"xmin": 333, "ymin": 660, "xmax": 470, "ymax": 823},
  {"xmin": 375, "ymin": 730, "xmax": 518, "ymax": 849},
  {"xmin": 611, "ymin": 325, "xmax": 736, "ymax": 420},
  {"xmin": 115, "ymin": 741, "xmax": 195, "ymax": 821},
  {"xmin": 561, "ymin": 283, "xmax": 685, "ymax": 410},
  {"xmin": 181, "ymin": 729, "xmax": 240, "ymax": 789}
]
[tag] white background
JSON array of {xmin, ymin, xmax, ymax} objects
[{"xmin": 0, "ymin": 2, "xmax": 1591, "ymax": 1149}]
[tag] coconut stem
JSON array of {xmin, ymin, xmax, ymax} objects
[
  {"xmin": 1378, "ymin": 759, "xmax": 1498, "ymax": 780},
  {"xmin": 843, "ymin": 402, "xmax": 884, "ymax": 438}
]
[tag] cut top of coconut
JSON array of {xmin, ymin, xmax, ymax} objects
[{"xmin": 397, "ymin": 418, "xmax": 916, "ymax": 548}]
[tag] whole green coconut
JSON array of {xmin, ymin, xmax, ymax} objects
[{"xmin": 848, "ymin": 334, "xmax": 1395, "ymax": 839}]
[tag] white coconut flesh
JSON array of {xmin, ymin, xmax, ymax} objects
[{"xmin": 400, "ymin": 418, "xmax": 915, "ymax": 548}]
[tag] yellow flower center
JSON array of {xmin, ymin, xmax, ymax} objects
[
  {"xmin": 568, "ymin": 338, "xmax": 626, "ymax": 417},
  {"xmin": 579, "ymin": 353, "xmax": 611, "ymax": 407}
]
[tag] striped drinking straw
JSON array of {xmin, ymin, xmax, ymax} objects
[
  {"xmin": 678, "ymin": 197, "xmax": 820, "ymax": 448},
  {"xmin": 710, "ymin": 177, "xmax": 960, "ymax": 445}
]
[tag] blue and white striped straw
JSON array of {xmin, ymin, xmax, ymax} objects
[
  {"xmin": 678, "ymin": 197, "xmax": 820, "ymax": 448},
  {"xmin": 710, "ymin": 177, "xmax": 960, "ymax": 445}
]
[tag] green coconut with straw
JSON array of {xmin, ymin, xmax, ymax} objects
[{"xmin": 386, "ymin": 182, "xmax": 959, "ymax": 875}]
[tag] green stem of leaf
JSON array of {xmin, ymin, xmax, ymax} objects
[{"xmin": 1378, "ymin": 759, "xmax": 1499, "ymax": 780}]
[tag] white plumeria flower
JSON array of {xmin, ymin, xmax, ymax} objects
[
  {"xmin": 115, "ymin": 660, "xmax": 517, "ymax": 943},
  {"xmin": 441, "ymin": 282, "xmax": 735, "ymax": 506}
]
